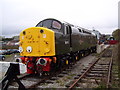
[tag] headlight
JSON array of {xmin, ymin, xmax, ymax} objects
[
  {"xmin": 19, "ymin": 46, "xmax": 23, "ymax": 53},
  {"xmin": 26, "ymin": 46, "xmax": 32, "ymax": 53},
  {"xmin": 36, "ymin": 58, "xmax": 47, "ymax": 65}
]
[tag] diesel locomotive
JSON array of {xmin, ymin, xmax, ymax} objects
[{"xmin": 18, "ymin": 18, "xmax": 97, "ymax": 75}]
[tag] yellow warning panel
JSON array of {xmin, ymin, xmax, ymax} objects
[{"xmin": 19, "ymin": 27, "xmax": 55, "ymax": 56}]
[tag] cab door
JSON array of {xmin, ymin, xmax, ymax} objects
[{"xmin": 63, "ymin": 25, "xmax": 72, "ymax": 52}]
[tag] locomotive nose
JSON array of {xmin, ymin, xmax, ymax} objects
[{"xmin": 19, "ymin": 27, "xmax": 55, "ymax": 57}]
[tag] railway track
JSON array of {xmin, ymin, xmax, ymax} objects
[
  {"xmin": 6, "ymin": 52, "xmax": 91, "ymax": 89},
  {"xmin": 9, "ymin": 74, "xmax": 50, "ymax": 89},
  {"xmin": 1, "ymin": 45, "xmax": 113, "ymax": 89},
  {"xmin": 66, "ymin": 46, "xmax": 113, "ymax": 89},
  {"xmin": 7, "ymin": 54, "xmax": 90, "ymax": 89},
  {"xmin": 35, "ymin": 55, "xmax": 97, "ymax": 88},
  {"xmin": 8, "ymin": 64, "xmax": 70, "ymax": 89}
]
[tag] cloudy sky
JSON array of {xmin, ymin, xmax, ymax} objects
[{"xmin": 0, "ymin": 0, "xmax": 119, "ymax": 37}]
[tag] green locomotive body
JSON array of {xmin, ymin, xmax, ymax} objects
[{"xmin": 36, "ymin": 18, "xmax": 97, "ymax": 56}]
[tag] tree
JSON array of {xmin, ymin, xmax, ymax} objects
[
  {"xmin": 112, "ymin": 29, "xmax": 120, "ymax": 41},
  {"xmin": 112, "ymin": 29, "xmax": 120, "ymax": 86},
  {"xmin": 113, "ymin": 29, "xmax": 120, "ymax": 86}
]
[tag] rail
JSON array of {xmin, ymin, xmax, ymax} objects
[
  {"xmin": 106, "ymin": 54, "xmax": 113, "ymax": 88},
  {"xmin": 68, "ymin": 57, "xmax": 100, "ymax": 89},
  {"xmin": 68, "ymin": 46, "xmax": 113, "ymax": 89}
]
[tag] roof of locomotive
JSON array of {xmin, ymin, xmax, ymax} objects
[
  {"xmin": 36, "ymin": 18, "xmax": 95, "ymax": 35},
  {"xmin": 36, "ymin": 18, "xmax": 61, "ymax": 26},
  {"xmin": 36, "ymin": 18, "xmax": 75, "ymax": 27}
]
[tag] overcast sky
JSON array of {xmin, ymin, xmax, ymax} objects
[{"xmin": 0, "ymin": 0, "xmax": 119, "ymax": 37}]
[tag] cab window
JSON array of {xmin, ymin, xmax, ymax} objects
[
  {"xmin": 43, "ymin": 20, "xmax": 52, "ymax": 28},
  {"xmin": 65, "ymin": 26, "xmax": 70, "ymax": 34},
  {"xmin": 36, "ymin": 20, "xmax": 62, "ymax": 30},
  {"xmin": 36, "ymin": 20, "xmax": 52, "ymax": 29}
]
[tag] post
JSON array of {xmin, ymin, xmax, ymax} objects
[{"xmin": 0, "ymin": 63, "xmax": 26, "ymax": 90}]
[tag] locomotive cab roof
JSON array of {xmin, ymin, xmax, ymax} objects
[
  {"xmin": 36, "ymin": 18, "xmax": 93, "ymax": 35},
  {"xmin": 36, "ymin": 18, "xmax": 62, "ymax": 30},
  {"xmin": 36, "ymin": 18, "xmax": 75, "ymax": 29}
]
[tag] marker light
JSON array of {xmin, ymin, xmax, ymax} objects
[
  {"xmin": 19, "ymin": 46, "xmax": 23, "ymax": 53},
  {"xmin": 26, "ymin": 46, "xmax": 32, "ymax": 53}
]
